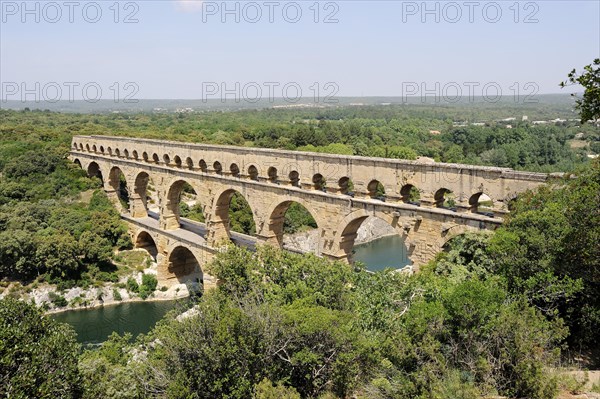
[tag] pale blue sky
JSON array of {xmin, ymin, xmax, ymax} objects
[{"xmin": 1, "ymin": 0, "xmax": 599, "ymax": 100}]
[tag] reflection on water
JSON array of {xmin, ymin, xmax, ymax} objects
[
  {"xmin": 51, "ymin": 299, "xmax": 189, "ymax": 345},
  {"xmin": 353, "ymin": 234, "xmax": 410, "ymax": 272}
]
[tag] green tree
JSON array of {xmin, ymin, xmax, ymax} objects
[
  {"xmin": 0, "ymin": 298, "xmax": 81, "ymax": 398},
  {"xmin": 561, "ymin": 59, "xmax": 600, "ymax": 123}
]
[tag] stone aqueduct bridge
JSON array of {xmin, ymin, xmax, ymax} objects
[{"xmin": 70, "ymin": 135, "xmax": 555, "ymax": 288}]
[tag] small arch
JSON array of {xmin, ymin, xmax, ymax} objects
[
  {"xmin": 163, "ymin": 154, "xmax": 171, "ymax": 165},
  {"xmin": 107, "ymin": 147, "xmax": 113, "ymax": 156},
  {"xmin": 132, "ymin": 150, "xmax": 139, "ymax": 160},
  {"xmin": 400, "ymin": 184, "xmax": 420, "ymax": 204},
  {"xmin": 434, "ymin": 188, "xmax": 455, "ymax": 208},
  {"xmin": 289, "ymin": 170, "xmax": 300, "ymax": 187},
  {"xmin": 199, "ymin": 160, "xmax": 208, "ymax": 172},
  {"xmin": 99, "ymin": 146, "xmax": 105, "ymax": 154},
  {"xmin": 115, "ymin": 148, "xmax": 121, "ymax": 157},
  {"xmin": 367, "ymin": 180, "xmax": 386, "ymax": 200},
  {"xmin": 230, "ymin": 163, "xmax": 240, "ymax": 177},
  {"xmin": 173, "ymin": 156, "xmax": 182, "ymax": 168},
  {"xmin": 73, "ymin": 159, "xmax": 82, "ymax": 168},
  {"xmin": 135, "ymin": 231, "xmax": 158, "ymax": 261},
  {"xmin": 268, "ymin": 167, "xmax": 278, "ymax": 183},
  {"xmin": 185, "ymin": 157, "xmax": 194, "ymax": 170},
  {"xmin": 143, "ymin": 152, "xmax": 149, "ymax": 162},
  {"xmin": 92, "ymin": 145, "xmax": 97, "ymax": 153},
  {"xmin": 338, "ymin": 176, "xmax": 354, "ymax": 195},
  {"xmin": 152, "ymin": 153, "xmax": 160, "ymax": 164},
  {"xmin": 164, "ymin": 246, "xmax": 202, "ymax": 284},
  {"xmin": 469, "ymin": 192, "xmax": 493, "ymax": 214},
  {"xmin": 79, "ymin": 143, "xmax": 84, "ymax": 151},
  {"xmin": 248, "ymin": 165, "xmax": 259, "ymax": 181},
  {"xmin": 85, "ymin": 144, "xmax": 90, "ymax": 152},
  {"xmin": 213, "ymin": 161, "xmax": 223, "ymax": 174},
  {"xmin": 123, "ymin": 149, "xmax": 130, "ymax": 159},
  {"xmin": 312, "ymin": 173, "xmax": 326, "ymax": 191},
  {"xmin": 72, "ymin": 142, "xmax": 78, "ymax": 150}
]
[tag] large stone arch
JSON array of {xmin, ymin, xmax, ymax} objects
[
  {"xmin": 158, "ymin": 244, "xmax": 203, "ymax": 286},
  {"xmin": 160, "ymin": 178, "xmax": 204, "ymax": 231},
  {"xmin": 130, "ymin": 170, "xmax": 159, "ymax": 218},
  {"xmin": 107, "ymin": 166, "xmax": 130, "ymax": 213},
  {"xmin": 207, "ymin": 187, "xmax": 258, "ymax": 246},
  {"xmin": 435, "ymin": 223, "xmax": 476, "ymax": 252},
  {"xmin": 86, "ymin": 161, "xmax": 105, "ymax": 184},
  {"xmin": 262, "ymin": 196, "xmax": 322, "ymax": 251},
  {"xmin": 134, "ymin": 230, "xmax": 159, "ymax": 261},
  {"xmin": 329, "ymin": 208, "xmax": 413, "ymax": 265}
]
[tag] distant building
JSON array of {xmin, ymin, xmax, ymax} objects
[
  {"xmin": 429, "ymin": 130, "xmax": 441, "ymax": 135},
  {"xmin": 472, "ymin": 122, "xmax": 486, "ymax": 126},
  {"xmin": 532, "ymin": 121, "xmax": 548, "ymax": 125},
  {"xmin": 506, "ymin": 125, "xmax": 512, "ymax": 129},
  {"xmin": 574, "ymin": 132, "xmax": 585, "ymax": 139},
  {"xmin": 522, "ymin": 115, "xmax": 528, "ymax": 121}
]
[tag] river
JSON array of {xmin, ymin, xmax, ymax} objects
[
  {"xmin": 52, "ymin": 235, "xmax": 409, "ymax": 344},
  {"xmin": 353, "ymin": 234, "xmax": 411, "ymax": 271},
  {"xmin": 51, "ymin": 299, "xmax": 190, "ymax": 345}
]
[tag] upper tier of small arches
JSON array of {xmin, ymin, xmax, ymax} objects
[{"xmin": 71, "ymin": 139, "xmax": 519, "ymax": 216}]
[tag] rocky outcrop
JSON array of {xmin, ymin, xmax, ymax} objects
[{"xmin": 283, "ymin": 217, "xmax": 397, "ymax": 253}]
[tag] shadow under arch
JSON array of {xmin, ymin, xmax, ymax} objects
[
  {"xmin": 161, "ymin": 246, "xmax": 203, "ymax": 284},
  {"xmin": 134, "ymin": 230, "xmax": 158, "ymax": 261},
  {"xmin": 87, "ymin": 161, "xmax": 104, "ymax": 184},
  {"xmin": 108, "ymin": 166, "xmax": 130, "ymax": 212}
]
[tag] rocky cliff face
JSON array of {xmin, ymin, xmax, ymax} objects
[{"xmin": 283, "ymin": 217, "xmax": 397, "ymax": 253}]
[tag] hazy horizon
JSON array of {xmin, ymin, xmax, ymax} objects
[{"xmin": 2, "ymin": 1, "xmax": 598, "ymax": 103}]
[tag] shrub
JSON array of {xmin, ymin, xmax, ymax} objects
[
  {"xmin": 48, "ymin": 291, "xmax": 67, "ymax": 307},
  {"xmin": 112, "ymin": 288, "xmax": 122, "ymax": 301},
  {"xmin": 141, "ymin": 274, "xmax": 158, "ymax": 292},
  {"xmin": 126, "ymin": 277, "xmax": 139, "ymax": 293}
]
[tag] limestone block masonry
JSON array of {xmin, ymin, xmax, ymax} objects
[{"xmin": 70, "ymin": 135, "xmax": 560, "ymax": 288}]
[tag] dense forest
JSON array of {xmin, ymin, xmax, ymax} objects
[
  {"xmin": 0, "ymin": 102, "xmax": 599, "ymax": 398},
  {"xmin": 1, "ymin": 159, "xmax": 599, "ymax": 398}
]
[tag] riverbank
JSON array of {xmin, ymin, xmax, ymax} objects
[
  {"xmin": 0, "ymin": 274, "xmax": 196, "ymax": 315},
  {"xmin": 0, "ymin": 248, "xmax": 198, "ymax": 315}
]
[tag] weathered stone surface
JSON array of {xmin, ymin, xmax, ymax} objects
[{"xmin": 70, "ymin": 135, "xmax": 555, "ymax": 288}]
